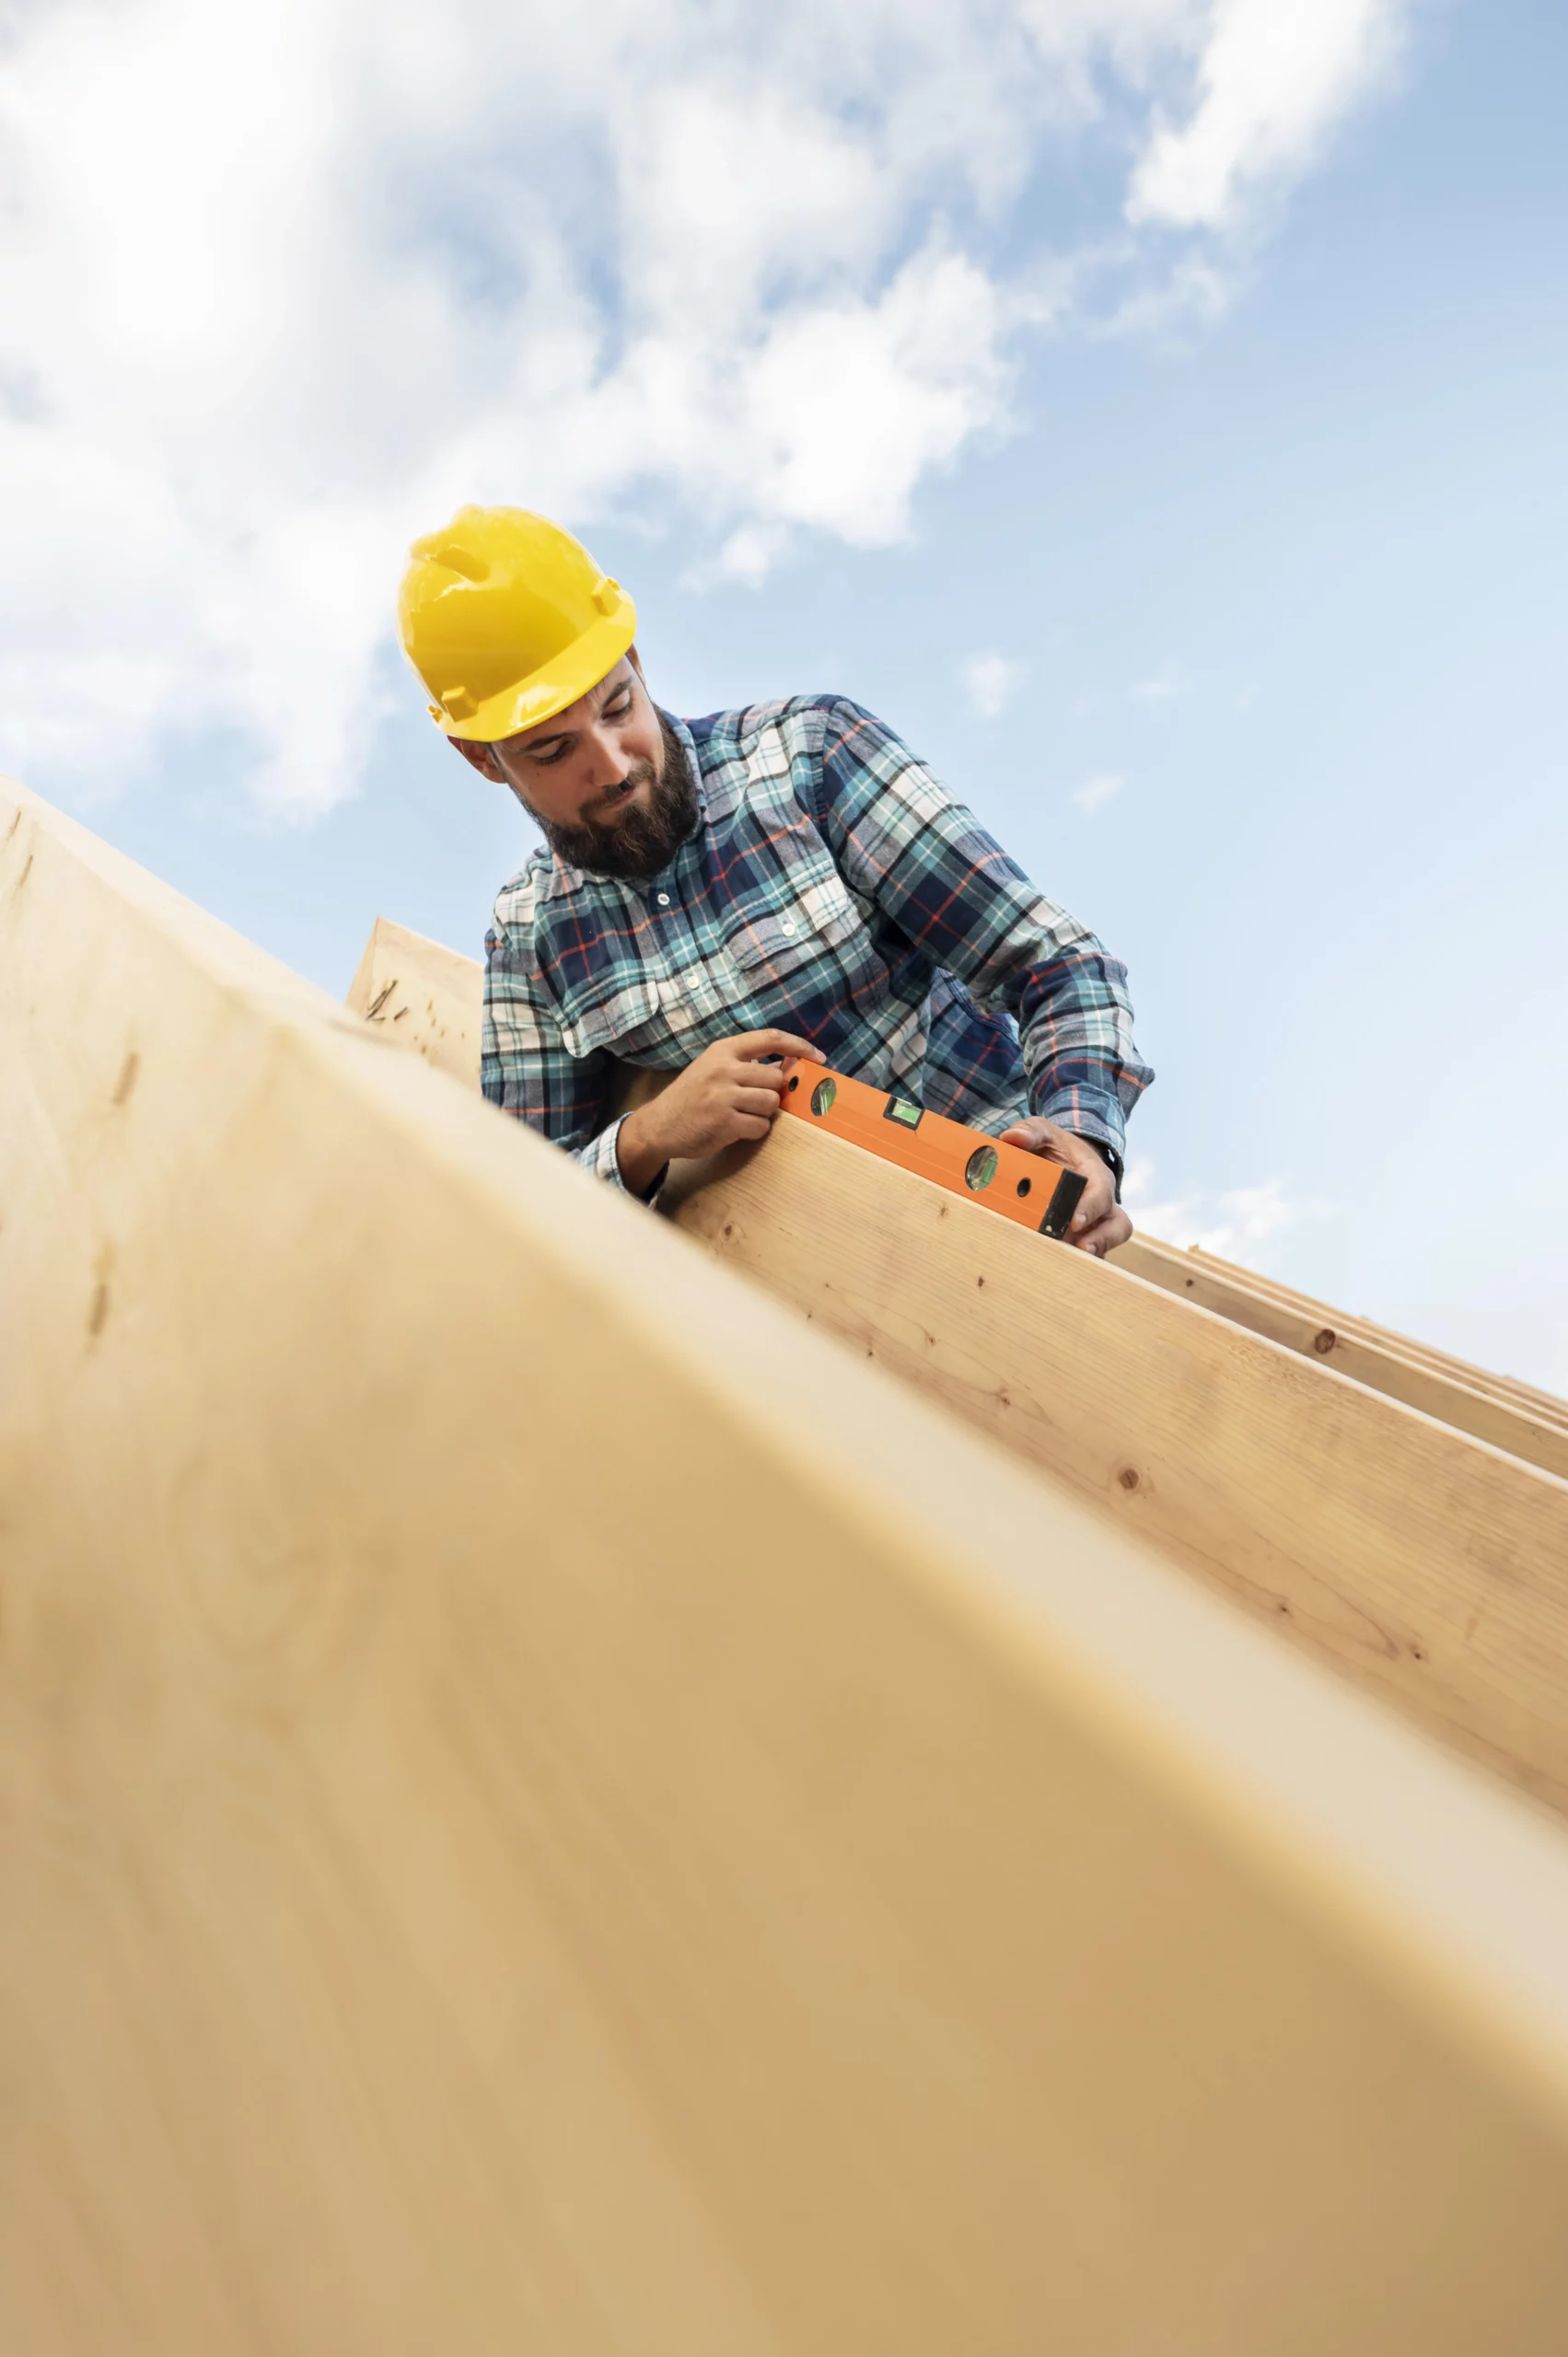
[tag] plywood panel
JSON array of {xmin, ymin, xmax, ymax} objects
[
  {"xmin": 7, "ymin": 775, "xmax": 1568, "ymax": 2352},
  {"xmin": 666, "ymin": 1121, "xmax": 1568, "ymax": 1813}
]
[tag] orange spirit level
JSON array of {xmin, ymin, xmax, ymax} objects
[{"xmin": 776, "ymin": 1060, "xmax": 1087, "ymax": 1240}]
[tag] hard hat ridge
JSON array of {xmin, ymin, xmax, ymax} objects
[{"xmin": 412, "ymin": 520, "xmax": 492, "ymax": 586}]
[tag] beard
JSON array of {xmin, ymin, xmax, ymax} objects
[{"xmin": 528, "ymin": 715, "xmax": 699, "ymax": 884}]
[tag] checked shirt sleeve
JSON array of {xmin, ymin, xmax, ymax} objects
[
  {"xmin": 814, "ymin": 701, "xmax": 1154, "ymax": 1158},
  {"xmin": 482, "ymin": 911, "xmax": 637, "ymax": 1191}
]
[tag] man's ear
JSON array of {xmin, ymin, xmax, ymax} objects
[{"xmin": 448, "ymin": 736, "xmax": 505, "ymax": 784}]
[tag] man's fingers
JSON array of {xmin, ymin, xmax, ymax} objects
[
  {"xmin": 1068, "ymin": 1180, "xmax": 1115, "ymax": 1234},
  {"xmin": 1001, "ymin": 1116, "xmax": 1079, "ymax": 1166},
  {"xmin": 733, "ymin": 1086, "xmax": 787, "ymax": 1120},
  {"xmin": 734, "ymin": 1028, "xmax": 818, "ymax": 1062},
  {"xmin": 726, "ymin": 1067, "xmax": 787, "ymax": 1106},
  {"xmin": 998, "ymin": 1118, "xmax": 1120, "ymax": 1237},
  {"xmin": 1072, "ymin": 1207, "xmax": 1132, "ymax": 1258}
]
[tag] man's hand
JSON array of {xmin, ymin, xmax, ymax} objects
[
  {"xmin": 998, "ymin": 1116, "xmax": 1131, "ymax": 1257},
  {"xmin": 617, "ymin": 1030, "xmax": 817, "ymax": 1196}
]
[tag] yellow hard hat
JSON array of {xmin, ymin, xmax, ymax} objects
[{"xmin": 397, "ymin": 505, "xmax": 637, "ymax": 743}]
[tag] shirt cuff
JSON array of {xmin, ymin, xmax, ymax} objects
[
  {"xmin": 580, "ymin": 1116, "xmax": 631, "ymax": 1189},
  {"xmin": 1032, "ymin": 1090, "xmax": 1126, "ymax": 1190},
  {"xmin": 580, "ymin": 1114, "xmax": 668, "ymax": 1203}
]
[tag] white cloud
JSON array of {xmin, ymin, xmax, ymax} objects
[
  {"xmin": 0, "ymin": 0, "xmax": 1411, "ymax": 815},
  {"xmin": 1072, "ymin": 772, "xmax": 1125, "ymax": 815},
  {"xmin": 1122, "ymin": 1161, "xmax": 1321, "ymax": 1261},
  {"xmin": 1131, "ymin": 656, "xmax": 1193, "ymax": 700},
  {"xmin": 962, "ymin": 651, "xmax": 1022, "ymax": 719},
  {"xmin": 1128, "ymin": 0, "xmax": 1408, "ymax": 228}
]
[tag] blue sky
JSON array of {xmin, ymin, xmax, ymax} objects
[{"xmin": 5, "ymin": 0, "xmax": 1565, "ymax": 1388}]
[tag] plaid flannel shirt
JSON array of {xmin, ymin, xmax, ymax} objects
[{"xmin": 483, "ymin": 696, "xmax": 1153, "ymax": 1190}]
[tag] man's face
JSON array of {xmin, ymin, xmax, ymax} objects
[{"xmin": 450, "ymin": 651, "xmax": 696, "ymax": 882}]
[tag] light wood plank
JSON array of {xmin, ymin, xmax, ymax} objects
[
  {"xmin": 341, "ymin": 913, "xmax": 1568, "ymax": 1775},
  {"xmin": 8, "ymin": 774, "xmax": 1568, "ymax": 2351},
  {"xmin": 1119, "ymin": 1236, "xmax": 1568, "ymax": 1428},
  {"xmin": 1115, "ymin": 1233, "xmax": 1568, "ymax": 1476},
  {"xmin": 343, "ymin": 912, "xmax": 1568, "ymax": 1774},
  {"xmin": 342, "ymin": 919, "xmax": 1567, "ymax": 1463},
  {"xmin": 345, "ymin": 912, "xmax": 483, "ymax": 1086},
  {"xmin": 345, "ymin": 914, "xmax": 671, "ymax": 1115},
  {"xmin": 665, "ymin": 1120, "xmax": 1568, "ymax": 1814}
]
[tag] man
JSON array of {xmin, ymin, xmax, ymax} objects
[{"xmin": 399, "ymin": 505, "xmax": 1153, "ymax": 1254}]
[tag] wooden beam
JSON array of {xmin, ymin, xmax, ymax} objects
[
  {"xmin": 1119, "ymin": 1235, "xmax": 1568, "ymax": 1425},
  {"xmin": 345, "ymin": 914, "xmax": 671, "ymax": 1115},
  {"xmin": 341, "ymin": 914, "xmax": 1568, "ymax": 1793},
  {"xmin": 345, "ymin": 912, "xmax": 483, "ymax": 1086},
  {"xmin": 1114, "ymin": 1233, "xmax": 1568, "ymax": 1477},
  {"xmin": 665, "ymin": 1119, "xmax": 1568, "ymax": 1814},
  {"xmin": 343, "ymin": 918, "xmax": 1566, "ymax": 1461},
  {"xmin": 340, "ymin": 914, "xmax": 1568, "ymax": 1792},
  {"xmin": 10, "ymin": 775, "xmax": 1568, "ymax": 2351}
]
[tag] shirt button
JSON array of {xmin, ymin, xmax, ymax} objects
[
  {"xmin": 656, "ymin": 891, "xmax": 671, "ymax": 907},
  {"xmin": 781, "ymin": 918, "xmax": 796, "ymax": 936}
]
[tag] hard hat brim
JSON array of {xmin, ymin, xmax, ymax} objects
[{"xmin": 431, "ymin": 585, "xmax": 638, "ymax": 745}]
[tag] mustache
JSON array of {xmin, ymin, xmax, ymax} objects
[
  {"xmin": 581, "ymin": 757, "xmax": 657, "ymax": 820},
  {"xmin": 534, "ymin": 717, "xmax": 698, "ymax": 883}
]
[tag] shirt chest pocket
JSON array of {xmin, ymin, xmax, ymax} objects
[
  {"xmin": 551, "ymin": 964, "xmax": 660, "ymax": 1062},
  {"xmin": 720, "ymin": 856, "xmax": 872, "ymax": 1008}
]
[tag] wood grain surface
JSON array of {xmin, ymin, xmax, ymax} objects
[
  {"xmin": 8, "ymin": 775, "xmax": 1568, "ymax": 2351},
  {"xmin": 343, "ymin": 918, "xmax": 1566, "ymax": 1459},
  {"xmin": 1117, "ymin": 1237, "xmax": 1568, "ymax": 1423},
  {"xmin": 1115, "ymin": 1234, "xmax": 1568, "ymax": 1468},
  {"xmin": 344, "ymin": 913, "xmax": 485, "ymax": 1086},
  {"xmin": 343, "ymin": 913, "xmax": 1566, "ymax": 1450},
  {"xmin": 666, "ymin": 1120, "xmax": 1568, "ymax": 1813}
]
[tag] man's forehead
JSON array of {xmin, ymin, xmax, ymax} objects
[{"xmin": 501, "ymin": 658, "xmax": 633, "ymax": 752}]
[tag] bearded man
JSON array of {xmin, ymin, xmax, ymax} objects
[{"xmin": 398, "ymin": 505, "xmax": 1153, "ymax": 1255}]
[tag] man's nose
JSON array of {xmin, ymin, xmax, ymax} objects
[{"xmin": 584, "ymin": 723, "xmax": 632, "ymax": 792}]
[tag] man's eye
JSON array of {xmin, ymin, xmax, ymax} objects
[
  {"xmin": 605, "ymin": 692, "xmax": 633, "ymax": 719},
  {"xmin": 529, "ymin": 743, "xmax": 569, "ymax": 766}
]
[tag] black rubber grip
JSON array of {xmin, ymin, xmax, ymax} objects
[{"xmin": 1038, "ymin": 1167, "xmax": 1086, "ymax": 1240}]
